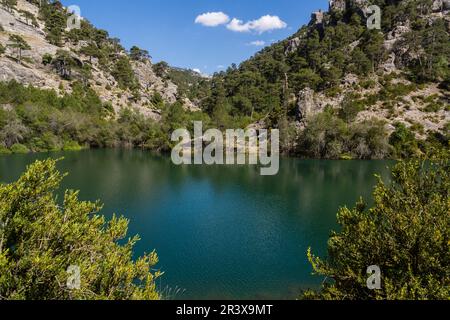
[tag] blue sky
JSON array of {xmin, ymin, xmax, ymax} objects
[{"xmin": 61, "ymin": 0, "xmax": 329, "ymax": 74}]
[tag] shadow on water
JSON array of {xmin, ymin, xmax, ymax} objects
[{"xmin": 0, "ymin": 149, "xmax": 394, "ymax": 300}]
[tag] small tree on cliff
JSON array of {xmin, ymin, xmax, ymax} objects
[
  {"xmin": 7, "ymin": 35, "xmax": 31, "ymax": 64},
  {"xmin": 0, "ymin": 159, "xmax": 161, "ymax": 300},
  {"xmin": 303, "ymin": 152, "xmax": 449, "ymax": 300}
]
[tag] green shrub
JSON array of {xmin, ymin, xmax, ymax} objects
[
  {"xmin": 303, "ymin": 154, "xmax": 450, "ymax": 300},
  {"xmin": 423, "ymin": 101, "xmax": 444, "ymax": 113},
  {"xmin": 0, "ymin": 159, "xmax": 161, "ymax": 300},
  {"xmin": 42, "ymin": 53, "xmax": 53, "ymax": 65},
  {"xmin": 0, "ymin": 145, "xmax": 12, "ymax": 154},
  {"xmin": 389, "ymin": 123, "xmax": 419, "ymax": 158},
  {"xmin": 339, "ymin": 96, "xmax": 365, "ymax": 123},
  {"xmin": 62, "ymin": 140, "xmax": 84, "ymax": 151},
  {"xmin": 29, "ymin": 132, "xmax": 61, "ymax": 152},
  {"xmin": 10, "ymin": 143, "xmax": 30, "ymax": 154}
]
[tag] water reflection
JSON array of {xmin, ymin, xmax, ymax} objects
[{"xmin": 0, "ymin": 150, "xmax": 393, "ymax": 299}]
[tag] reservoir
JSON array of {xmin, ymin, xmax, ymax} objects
[{"xmin": 0, "ymin": 149, "xmax": 392, "ymax": 299}]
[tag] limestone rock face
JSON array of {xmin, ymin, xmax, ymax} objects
[
  {"xmin": 285, "ymin": 37, "xmax": 301, "ymax": 55},
  {"xmin": 433, "ymin": 0, "xmax": 450, "ymax": 12},
  {"xmin": 329, "ymin": 0, "xmax": 346, "ymax": 12},
  {"xmin": 311, "ymin": 10, "xmax": 324, "ymax": 25},
  {"xmin": 382, "ymin": 53, "xmax": 397, "ymax": 73},
  {"xmin": 297, "ymin": 87, "xmax": 318, "ymax": 121},
  {"xmin": 0, "ymin": 0, "xmax": 201, "ymax": 119},
  {"xmin": 0, "ymin": 58, "xmax": 44, "ymax": 84},
  {"xmin": 343, "ymin": 73, "xmax": 359, "ymax": 87},
  {"xmin": 132, "ymin": 60, "xmax": 178, "ymax": 104}
]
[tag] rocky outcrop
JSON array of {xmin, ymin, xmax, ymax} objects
[
  {"xmin": 311, "ymin": 10, "xmax": 324, "ymax": 25},
  {"xmin": 382, "ymin": 53, "xmax": 397, "ymax": 73},
  {"xmin": 285, "ymin": 37, "xmax": 301, "ymax": 55},
  {"xmin": 433, "ymin": 0, "xmax": 450, "ymax": 12},
  {"xmin": 0, "ymin": 58, "xmax": 44, "ymax": 84},
  {"xmin": 329, "ymin": 0, "xmax": 346, "ymax": 12},
  {"xmin": 0, "ymin": 0, "xmax": 200, "ymax": 120},
  {"xmin": 297, "ymin": 87, "xmax": 319, "ymax": 121},
  {"xmin": 132, "ymin": 60, "xmax": 178, "ymax": 104}
]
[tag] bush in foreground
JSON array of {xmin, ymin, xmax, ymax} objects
[
  {"xmin": 0, "ymin": 159, "xmax": 161, "ymax": 300},
  {"xmin": 303, "ymin": 152, "xmax": 449, "ymax": 300}
]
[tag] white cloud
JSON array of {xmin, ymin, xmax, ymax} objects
[
  {"xmin": 227, "ymin": 15, "xmax": 287, "ymax": 34},
  {"xmin": 248, "ymin": 40, "xmax": 266, "ymax": 46},
  {"xmin": 217, "ymin": 65, "xmax": 225, "ymax": 69},
  {"xmin": 193, "ymin": 68, "xmax": 202, "ymax": 74},
  {"xmin": 195, "ymin": 12, "xmax": 230, "ymax": 27},
  {"xmin": 227, "ymin": 18, "xmax": 251, "ymax": 32}
]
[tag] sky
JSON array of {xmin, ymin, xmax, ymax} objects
[{"xmin": 61, "ymin": 0, "xmax": 329, "ymax": 75}]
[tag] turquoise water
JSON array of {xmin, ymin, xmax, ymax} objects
[{"xmin": 0, "ymin": 149, "xmax": 392, "ymax": 299}]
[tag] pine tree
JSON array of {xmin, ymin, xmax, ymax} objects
[{"xmin": 7, "ymin": 35, "xmax": 31, "ymax": 64}]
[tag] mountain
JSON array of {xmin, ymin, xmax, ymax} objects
[
  {"xmin": 0, "ymin": 0, "xmax": 448, "ymax": 159},
  {"xmin": 202, "ymin": 0, "xmax": 449, "ymax": 158},
  {"xmin": 0, "ymin": 0, "xmax": 202, "ymax": 119},
  {"xmin": 0, "ymin": 0, "xmax": 208, "ymax": 153}
]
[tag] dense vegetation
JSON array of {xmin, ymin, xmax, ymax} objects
[
  {"xmin": 0, "ymin": 0, "xmax": 448, "ymax": 301},
  {"xmin": 203, "ymin": 0, "xmax": 449, "ymax": 118},
  {"xmin": 199, "ymin": 0, "xmax": 449, "ymax": 157},
  {"xmin": 0, "ymin": 0, "xmax": 448, "ymax": 158},
  {"xmin": 0, "ymin": 158, "xmax": 161, "ymax": 299},
  {"xmin": 0, "ymin": 80, "xmax": 212, "ymax": 153},
  {"xmin": 303, "ymin": 152, "xmax": 449, "ymax": 299}
]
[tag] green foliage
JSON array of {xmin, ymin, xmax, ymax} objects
[
  {"xmin": 19, "ymin": 9, "xmax": 38, "ymax": 27},
  {"xmin": 196, "ymin": 0, "xmax": 448, "ymax": 156},
  {"xmin": 0, "ymin": 145, "xmax": 11, "ymax": 154},
  {"xmin": 151, "ymin": 92, "xmax": 164, "ymax": 110},
  {"xmin": 39, "ymin": 1, "xmax": 67, "ymax": 46},
  {"xmin": 62, "ymin": 140, "xmax": 84, "ymax": 151},
  {"xmin": 389, "ymin": 123, "xmax": 420, "ymax": 158},
  {"xmin": 52, "ymin": 50, "xmax": 77, "ymax": 79},
  {"xmin": 7, "ymin": 35, "xmax": 31, "ymax": 64},
  {"xmin": 79, "ymin": 42, "xmax": 102, "ymax": 63},
  {"xmin": 42, "ymin": 53, "xmax": 53, "ymax": 65},
  {"xmin": 0, "ymin": 43, "xmax": 5, "ymax": 55},
  {"xmin": 0, "ymin": 159, "xmax": 161, "ymax": 299},
  {"xmin": 112, "ymin": 56, "xmax": 138, "ymax": 90},
  {"xmin": 167, "ymin": 68, "xmax": 211, "ymax": 101},
  {"xmin": 297, "ymin": 111, "xmax": 391, "ymax": 160},
  {"xmin": 0, "ymin": 80, "xmax": 198, "ymax": 153},
  {"xmin": 153, "ymin": 61, "xmax": 169, "ymax": 78},
  {"xmin": 303, "ymin": 154, "xmax": 450, "ymax": 300},
  {"xmin": 338, "ymin": 95, "xmax": 365, "ymax": 123},
  {"xmin": 129, "ymin": 46, "xmax": 150, "ymax": 61},
  {"xmin": 398, "ymin": 18, "xmax": 450, "ymax": 82},
  {"xmin": 10, "ymin": 143, "xmax": 29, "ymax": 154}
]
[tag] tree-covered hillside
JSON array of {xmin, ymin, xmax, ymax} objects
[
  {"xmin": 200, "ymin": 0, "xmax": 449, "ymax": 158},
  {"xmin": 0, "ymin": 0, "xmax": 448, "ymax": 159}
]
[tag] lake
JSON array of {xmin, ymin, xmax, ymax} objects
[{"xmin": 0, "ymin": 149, "xmax": 393, "ymax": 300}]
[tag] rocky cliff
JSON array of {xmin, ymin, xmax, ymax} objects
[
  {"xmin": 0, "ymin": 0, "xmax": 199, "ymax": 120},
  {"xmin": 289, "ymin": 0, "xmax": 449, "ymax": 137}
]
